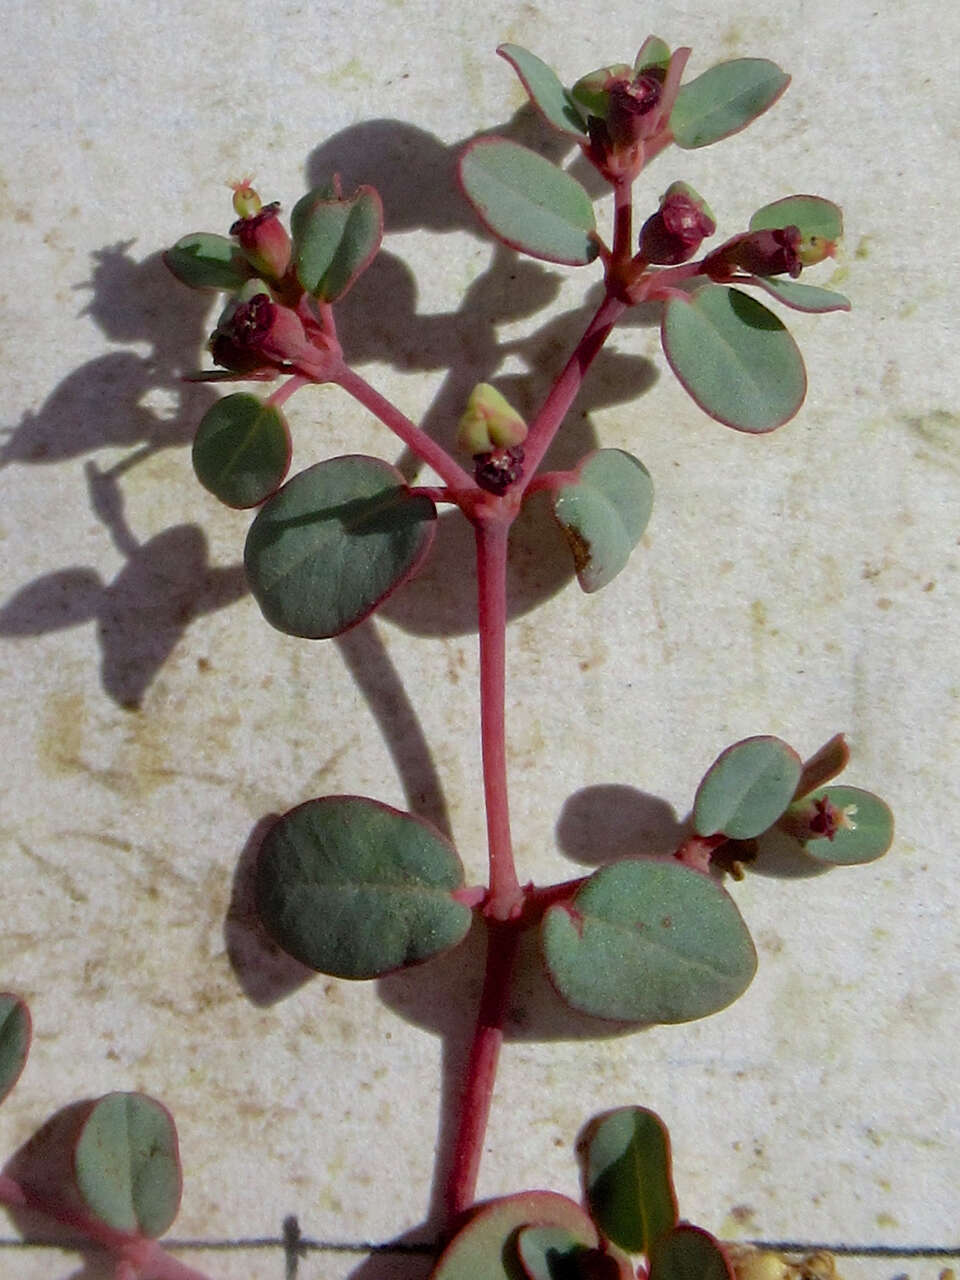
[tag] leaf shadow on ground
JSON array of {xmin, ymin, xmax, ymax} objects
[
  {"xmin": 224, "ymin": 782, "xmax": 689, "ymax": 1268},
  {"xmin": 1, "ymin": 1101, "xmax": 127, "ymax": 1280},
  {"xmin": 3, "ymin": 108, "xmax": 658, "ymax": 706},
  {"xmin": 8, "ymin": 111, "xmax": 668, "ymax": 1278}
]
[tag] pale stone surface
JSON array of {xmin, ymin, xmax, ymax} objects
[{"xmin": 0, "ymin": 1, "xmax": 957, "ymax": 1277}]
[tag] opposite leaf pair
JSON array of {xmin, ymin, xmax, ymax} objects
[{"xmin": 433, "ymin": 1105, "xmax": 730, "ymax": 1280}]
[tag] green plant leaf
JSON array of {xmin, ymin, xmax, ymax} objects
[
  {"xmin": 694, "ymin": 736, "xmax": 802, "ymax": 839},
  {"xmin": 255, "ymin": 796, "xmax": 472, "ymax": 979},
  {"xmin": 431, "ymin": 1191, "xmax": 599, "ymax": 1280},
  {"xmin": 585, "ymin": 1107, "xmax": 677, "ymax": 1254},
  {"xmin": 497, "ymin": 45, "xmax": 587, "ymax": 136},
  {"xmin": 290, "ymin": 183, "xmax": 383, "ymax": 301},
  {"xmin": 0, "ymin": 995, "xmax": 30, "ymax": 1105},
  {"xmin": 164, "ymin": 232, "xmax": 254, "ymax": 291},
  {"xmin": 192, "ymin": 393, "xmax": 291, "ymax": 508},
  {"xmin": 244, "ymin": 455, "xmax": 436, "ymax": 638},
  {"xmin": 649, "ymin": 1226, "xmax": 734, "ymax": 1280},
  {"xmin": 785, "ymin": 785, "xmax": 894, "ymax": 865},
  {"xmin": 541, "ymin": 860, "xmax": 756, "ymax": 1023},
  {"xmin": 662, "ymin": 285, "xmax": 806, "ymax": 432},
  {"xmin": 751, "ymin": 278, "xmax": 850, "ymax": 313},
  {"xmin": 517, "ymin": 1225, "xmax": 625, "ymax": 1280},
  {"xmin": 794, "ymin": 733, "xmax": 850, "ymax": 798},
  {"xmin": 570, "ymin": 63, "xmax": 633, "ymax": 120},
  {"xmin": 750, "ymin": 195, "xmax": 843, "ymax": 245},
  {"xmin": 635, "ymin": 37, "xmax": 672, "ymax": 77},
  {"xmin": 551, "ymin": 449, "xmax": 654, "ymax": 593},
  {"xmin": 73, "ymin": 1093, "xmax": 181, "ymax": 1238},
  {"xmin": 670, "ymin": 59, "xmax": 790, "ymax": 149},
  {"xmin": 459, "ymin": 138, "xmax": 599, "ymax": 266}
]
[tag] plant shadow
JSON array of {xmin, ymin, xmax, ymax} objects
[
  {"xmin": 1, "ymin": 1101, "xmax": 128, "ymax": 1280},
  {"xmin": 11, "ymin": 109, "xmax": 672, "ymax": 1276},
  {"xmin": 3, "ymin": 106, "xmax": 658, "ymax": 706}
]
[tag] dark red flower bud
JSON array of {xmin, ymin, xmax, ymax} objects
[
  {"xmin": 211, "ymin": 292, "xmax": 308, "ymax": 374},
  {"xmin": 639, "ymin": 182, "xmax": 716, "ymax": 264},
  {"xmin": 703, "ymin": 226, "xmax": 803, "ymax": 280},
  {"xmin": 474, "ymin": 445, "xmax": 525, "ymax": 495},
  {"xmin": 208, "ymin": 330, "xmax": 277, "ymax": 377},
  {"xmin": 605, "ymin": 73, "xmax": 663, "ymax": 146},
  {"xmin": 230, "ymin": 202, "xmax": 292, "ymax": 281}
]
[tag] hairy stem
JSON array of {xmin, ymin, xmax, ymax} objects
[
  {"xmin": 333, "ymin": 366, "xmax": 476, "ymax": 492},
  {"xmin": 443, "ymin": 921, "xmax": 520, "ymax": 1220}
]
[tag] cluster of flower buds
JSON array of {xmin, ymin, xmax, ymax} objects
[
  {"xmin": 199, "ymin": 184, "xmax": 310, "ymax": 378},
  {"xmin": 571, "ymin": 41, "xmax": 687, "ymax": 180},
  {"xmin": 457, "ymin": 383, "xmax": 528, "ymax": 495},
  {"xmin": 638, "ymin": 181, "xmax": 716, "ymax": 265}
]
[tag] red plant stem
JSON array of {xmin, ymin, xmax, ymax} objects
[
  {"xmin": 611, "ymin": 177, "xmax": 634, "ymax": 271},
  {"xmin": 0, "ymin": 1176, "xmax": 215, "ymax": 1280},
  {"xmin": 443, "ymin": 921, "xmax": 520, "ymax": 1220},
  {"xmin": 519, "ymin": 291, "xmax": 626, "ymax": 484},
  {"xmin": 474, "ymin": 516, "xmax": 522, "ymax": 920},
  {"xmin": 438, "ymin": 513, "xmax": 524, "ymax": 1221},
  {"xmin": 265, "ymin": 373, "xmax": 310, "ymax": 411},
  {"xmin": 134, "ymin": 1241, "xmax": 217, "ymax": 1280},
  {"xmin": 333, "ymin": 365, "xmax": 476, "ymax": 492}
]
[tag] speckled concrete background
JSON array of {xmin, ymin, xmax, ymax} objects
[{"xmin": 1, "ymin": 1, "xmax": 957, "ymax": 1277}]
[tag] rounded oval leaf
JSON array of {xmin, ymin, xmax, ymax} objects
[
  {"xmin": 0, "ymin": 995, "xmax": 30, "ymax": 1105},
  {"xmin": 585, "ymin": 1107, "xmax": 677, "ymax": 1255},
  {"xmin": 164, "ymin": 232, "xmax": 253, "ymax": 291},
  {"xmin": 290, "ymin": 184, "xmax": 383, "ymax": 302},
  {"xmin": 670, "ymin": 59, "xmax": 790, "ymax": 149},
  {"xmin": 749, "ymin": 195, "xmax": 843, "ymax": 245},
  {"xmin": 497, "ymin": 45, "xmax": 587, "ymax": 136},
  {"xmin": 552, "ymin": 449, "xmax": 653, "ymax": 593},
  {"xmin": 751, "ymin": 278, "xmax": 850, "ymax": 314},
  {"xmin": 635, "ymin": 37, "xmax": 672, "ymax": 77},
  {"xmin": 649, "ymin": 1226, "xmax": 734, "ymax": 1280},
  {"xmin": 255, "ymin": 796, "xmax": 472, "ymax": 979},
  {"xmin": 192, "ymin": 393, "xmax": 291, "ymax": 509},
  {"xmin": 244, "ymin": 455, "xmax": 437, "ymax": 638},
  {"xmin": 74, "ymin": 1093, "xmax": 181, "ymax": 1239},
  {"xmin": 518, "ymin": 1225, "xmax": 626, "ymax": 1280},
  {"xmin": 541, "ymin": 860, "xmax": 757, "ymax": 1023},
  {"xmin": 662, "ymin": 285, "xmax": 806, "ymax": 432},
  {"xmin": 431, "ymin": 1191, "xmax": 599, "ymax": 1280},
  {"xmin": 694, "ymin": 736, "xmax": 802, "ymax": 839},
  {"xmin": 459, "ymin": 138, "xmax": 599, "ymax": 266},
  {"xmin": 788, "ymin": 785, "xmax": 894, "ymax": 865}
]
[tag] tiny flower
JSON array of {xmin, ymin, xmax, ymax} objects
[
  {"xmin": 210, "ymin": 291, "xmax": 308, "ymax": 374},
  {"xmin": 230, "ymin": 176, "xmax": 262, "ymax": 220},
  {"xmin": 797, "ymin": 231, "xmax": 837, "ymax": 267},
  {"xmin": 457, "ymin": 383, "xmax": 528, "ymax": 456},
  {"xmin": 638, "ymin": 181, "xmax": 716, "ymax": 264},
  {"xmin": 230, "ymin": 199, "xmax": 292, "ymax": 281},
  {"xmin": 703, "ymin": 226, "xmax": 803, "ymax": 280},
  {"xmin": 474, "ymin": 445, "xmax": 525, "ymax": 495},
  {"xmin": 807, "ymin": 794, "xmax": 858, "ymax": 841}
]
